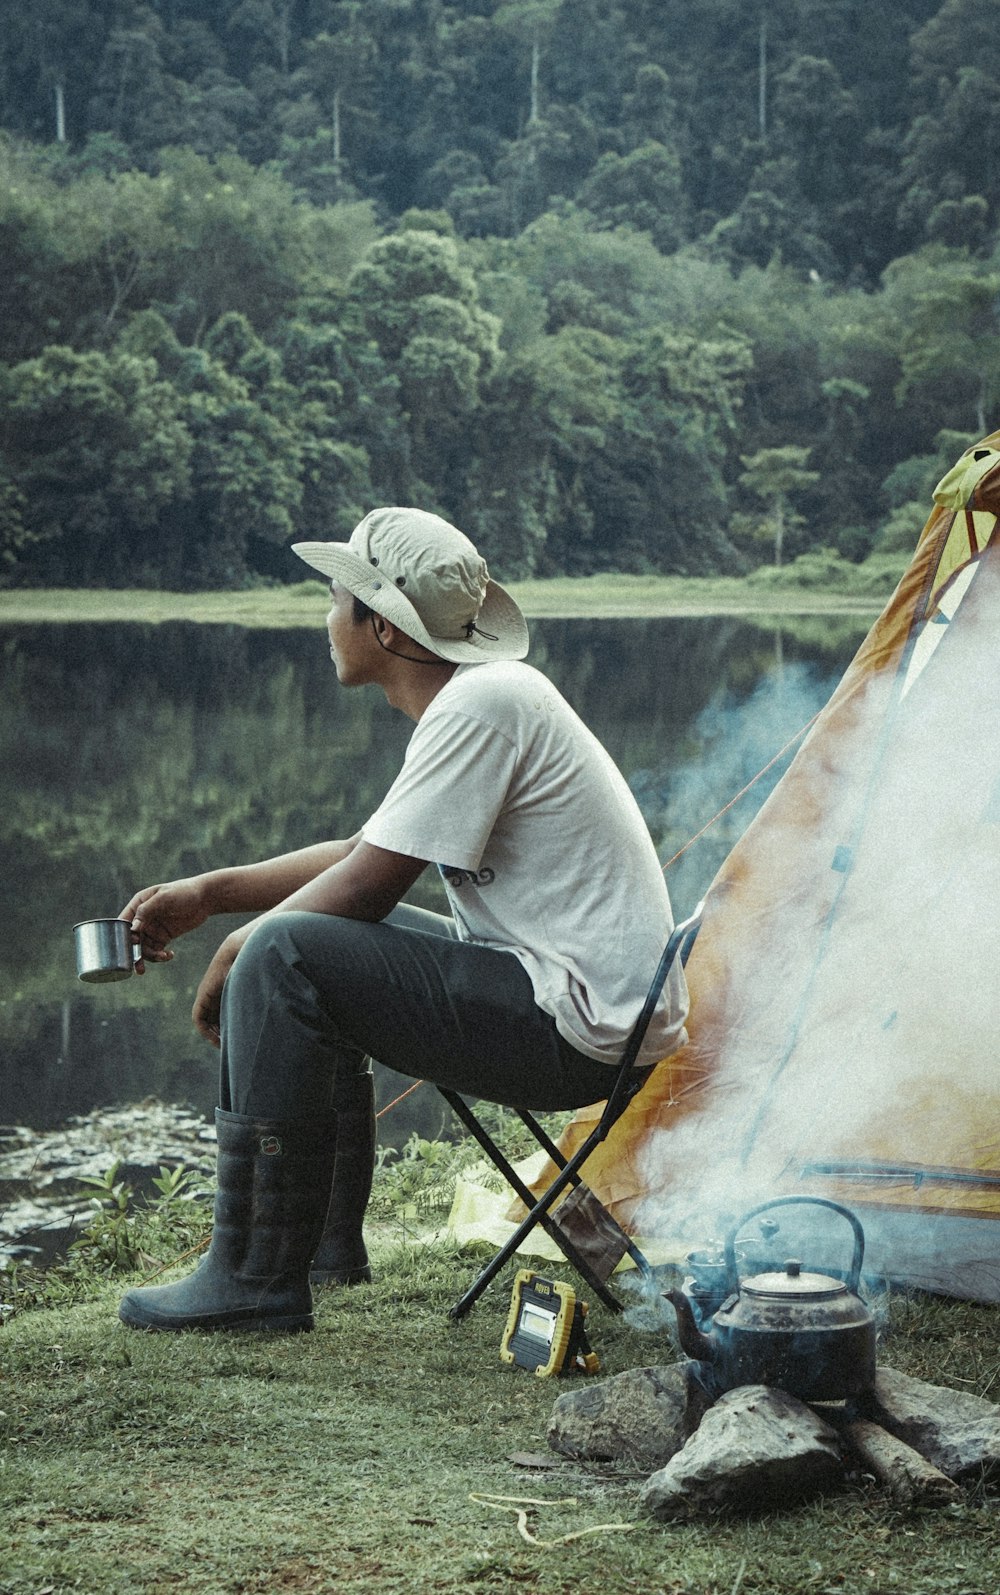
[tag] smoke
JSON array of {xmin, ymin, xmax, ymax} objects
[
  {"xmin": 629, "ymin": 559, "xmax": 1000, "ymax": 1295},
  {"xmin": 631, "ymin": 652, "xmax": 842, "ymax": 920}
]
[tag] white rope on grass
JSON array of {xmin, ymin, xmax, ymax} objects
[{"xmin": 470, "ymin": 1492, "xmax": 635, "ymax": 1548}]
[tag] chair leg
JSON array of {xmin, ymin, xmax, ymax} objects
[
  {"xmin": 443, "ymin": 905, "xmax": 705, "ymax": 1319},
  {"xmin": 512, "ymin": 1109, "xmax": 652, "ymax": 1276},
  {"xmin": 442, "ymin": 1091, "xmax": 647, "ymax": 1319},
  {"xmin": 449, "ymin": 1200, "xmax": 624, "ymax": 1320}
]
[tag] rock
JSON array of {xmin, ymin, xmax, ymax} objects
[
  {"xmin": 862, "ymin": 1365, "xmax": 1000, "ymax": 1484},
  {"xmin": 547, "ymin": 1361, "xmax": 712, "ymax": 1472},
  {"xmin": 640, "ymin": 1385, "xmax": 843, "ymax": 1519}
]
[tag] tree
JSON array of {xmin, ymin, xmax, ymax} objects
[
  {"xmin": 909, "ymin": 0, "xmax": 998, "ymax": 91},
  {"xmin": 130, "ymin": 314, "xmax": 304, "ymax": 584},
  {"xmin": 467, "ymin": 322, "xmax": 620, "ymax": 575},
  {"xmin": 203, "ymin": 310, "xmax": 372, "ymax": 552},
  {"xmin": 577, "ymin": 141, "xmax": 689, "ymax": 254},
  {"xmin": 469, "ymin": 307, "xmax": 751, "ymax": 578},
  {"xmin": 704, "ymin": 158, "xmax": 838, "ymax": 276},
  {"xmin": 894, "ymin": 264, "xmax": 1000, "ymax": 438},
  {"xmin": 1, "ymin": 0, "xmax": 994, "ymax": 587},
  {"xmin": 482, "ymin": 205, "xmax": 689, "ymax": 335},
  {"xmin": 88, "ymin": 19, "xmax": 172, "ymax": 149},
  {"xmin": 620, "ymin": 63, "xmax": 681, "ymax": 151},
  {"xmin": 0, "ymin": 0, "xmax": 109, "ymax": 145},
  {"xmin": 770, "ymin": 54, "xmax": 861, "ymax": 216},
  {"xmin": 493, "ymin": 0, "xmax": 561, "ymax": 127},
  {"xmin": 493, "ymin": 105, "xmax": 600, "ymax": 234},
  {"xmin": 348, "ymin": 227, "xmax": 500, "ymax": 505},
  {"xmin": 0, "ymin": 344, "xmax": 191, "ymax": 583},
  {"xmin": 65, "ymin": 167, "xmax": 180, "ymax": 344},
  {"xmin": 150, "ymin": 149, "xmax": 321, "ymax": 341},
  {"xmin": 812, "ymin": 376, "xmax": 873, "ymax": 554},
  {"xmin": 0, "ymin": 461, "xmax": 29, "ymax": 569},
  {"xmin": 278, "ymin": 287, "xmax": 403, "ymax": 507},
  {"xmin": 590, "ymin": 328, "xmax": 751, "ymax": 573},
  {"xmin": 0, "ymin": 139, "xmax": 77, "ymax": 361},
  {"xmin": 738, "ymin": 445, "xmax": 819, "ymax": 566},
  {"xmin": 225, "ymin": 0, "xmax": 299, "ymax": 79},
  {"xmin": 897, "ymin": 67, "xmax": 1000, "ymax": 251},
  {"xmin": 293, "ymin": 8, "xmax": 376, "ymax": 199}
]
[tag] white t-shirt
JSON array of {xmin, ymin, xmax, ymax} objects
[{"xmin": 363, "ymin": 662, "xmax": 688, "ymax": 1067}]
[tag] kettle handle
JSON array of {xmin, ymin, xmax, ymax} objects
[{"xmin": 723, "ymin": 1196, "xmax": 865, "ymax": 1293}]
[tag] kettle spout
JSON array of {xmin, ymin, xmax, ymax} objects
[{"xmin": 665, "ymin": 1287, "xmax": 716, "ymax": 1362}]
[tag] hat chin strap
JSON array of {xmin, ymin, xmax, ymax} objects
[{"xmin": 370, "ymin": 615, "xmax": 449, "ymax": 667}]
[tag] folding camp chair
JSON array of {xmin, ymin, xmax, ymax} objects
[{"xmin": 440, "ymin": 902, "xmax": 704, "ymax": 1319}]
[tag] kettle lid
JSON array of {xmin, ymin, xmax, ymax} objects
[{"xmin": 741, "ymin": 1257, "xmax": 848, "ymax": 1301}]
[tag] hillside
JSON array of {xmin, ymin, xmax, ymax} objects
[{"xmin": 1, "ymin": 0, "xmax": 997, "ymax": 587}]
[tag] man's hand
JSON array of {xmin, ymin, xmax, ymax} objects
[
  {"xmin": 186, "ymin": 844, "xmax": 426, "ymax": 1043},
  {"xmin": 119, "ymin": 878, "xmax": 211, "ymax": 971},
  {"xmin": 192, "ymin": 932, "xmax": 246, "ymax": 1048},
  {"xmin": 118, "ymin": 838, "xmax": 367, "ymax": 972}
]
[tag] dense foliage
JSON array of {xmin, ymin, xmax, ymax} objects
[{"xmin": 1, "ymin": 0, "xmax": 998, "ymax": 587}]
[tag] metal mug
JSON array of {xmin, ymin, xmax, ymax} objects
[{"xmin": 73, "ymin": 918, "xmax": 139, "ymax": 983}]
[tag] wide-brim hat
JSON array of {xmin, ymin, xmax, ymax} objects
[{"xmin": 293, "ymin": 508, "xmax": 529, "ymax": 664}]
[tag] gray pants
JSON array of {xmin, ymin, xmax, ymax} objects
[{"xmin": 218, "ymin": 904, "xmax": 617, "ymax": 1119}]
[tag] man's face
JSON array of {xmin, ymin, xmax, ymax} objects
[{"xmin": 326, "ymin": 583, "xmax": 377, "ymax": 686}]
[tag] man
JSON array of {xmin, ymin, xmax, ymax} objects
[{"xmin": 117, "ymin": 507, "xmax": 688, "ymax": 1333}]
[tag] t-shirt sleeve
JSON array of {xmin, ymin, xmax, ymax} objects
[{"xmin": 362, "ymin": 707, "xmax": 519, "ymax": 870}]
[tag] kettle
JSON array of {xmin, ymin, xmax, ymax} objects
[{"xmin": 666, "ymin": 1197, "xmax": 877, "ymax": 1402}]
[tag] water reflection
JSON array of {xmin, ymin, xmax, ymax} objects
[{"xmin": 0, "ymin": 614, "xmax": 864, "ymax": 1141}]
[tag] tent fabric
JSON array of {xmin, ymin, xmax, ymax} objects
[{"xmin": 536, "ymin": 432, "xmax": 1000, "ymax": 1302}]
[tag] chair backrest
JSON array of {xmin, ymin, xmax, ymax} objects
[{"xmin": 599, "ymin": 901, "xmax": 704, "ymax": 1126}]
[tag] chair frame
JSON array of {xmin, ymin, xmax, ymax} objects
[{"xmin": 441, "ymin": 903, "xmax": 704, "ymax": 1319}]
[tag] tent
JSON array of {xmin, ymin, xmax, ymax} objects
[{"xmin": 542, "ymin": 432, "xmax": 1000, "ymax": 1302}]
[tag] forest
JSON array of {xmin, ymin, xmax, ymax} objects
[{"xmin": 1, "ymin": 0, "xmax": 998, "ymax": 588}]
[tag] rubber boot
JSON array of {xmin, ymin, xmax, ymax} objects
[
  {"xmin": 309, "ymin": 1068, "xmax": 376, "ymax": 1287},
  {"xmin": 118, "ymin": 1109, "xmax": 336, "ymax": 1333}
]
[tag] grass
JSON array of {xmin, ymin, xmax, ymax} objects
[
  {"xmin": 0, "ymin": 561, "xmax": 903, "ymax": 630},
  {"xmin": 2, "ymin": 1229, "xmax": 999, "ymax": 1595}
]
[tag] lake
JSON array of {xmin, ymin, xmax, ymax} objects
[{"xmin": 0, "ymin": 610, "xmax": 867, "ymax": 1147}]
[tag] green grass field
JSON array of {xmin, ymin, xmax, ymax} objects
[
  {"xmin": 2, "ymin": 1234, "xmax": 997, "ymax": 1595},
  {"xmin": 0, "ymin": 564, "xmax": 901, "ymax": 629}
]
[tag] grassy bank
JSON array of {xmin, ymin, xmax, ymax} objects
[
  {"xmin": 2, "ymin": 1235, "xmax": 998, "ymax": 1595},
  {"xmin": 0, "ymin": 564, "xmax": 902, "ymax": 629}
]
